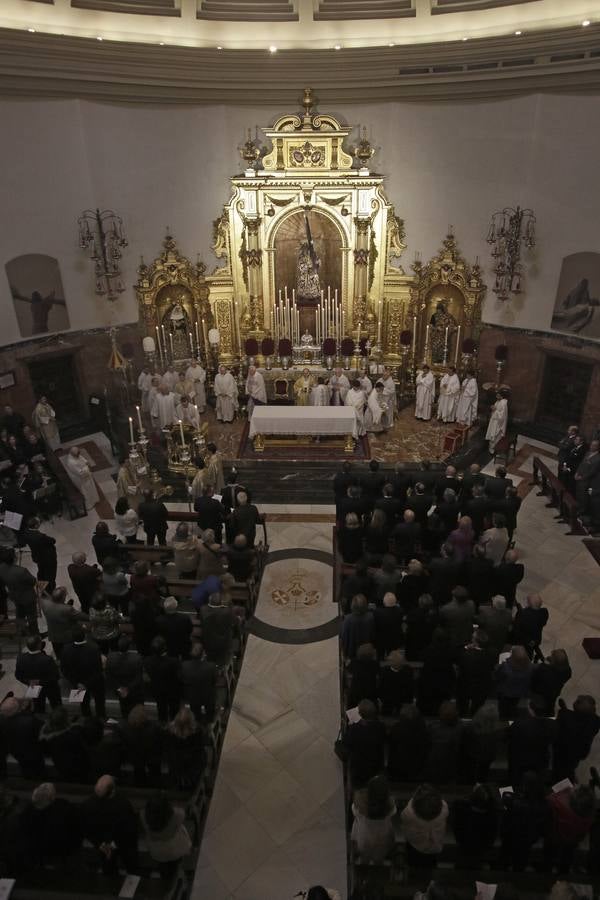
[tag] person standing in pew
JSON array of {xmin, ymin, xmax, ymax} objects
[
  {"xmin": 15, "ymin": 634, "xmax": 62, "ymax": 711},
  {"xmin": 130, "ymin": 559, "xmax": 163, "ymax": 608},
  {"xmin": 143, "ymin": 636, "xmax": 183, "ymax": 723},
  {"xmin": 225, "ymin": 533, "xmax": 256, "ymax": 582},
  {"xmin": 68, "ymin": 552, "xmax": 101, "ymax": 614},
  {"xmin": 138, "ymin": 490, "xmax": 169, "ymax": 547},
  {"xmin": 60, "ymin": 627, "xmax": 106, "ymax": 719},
  {"xmin": 491, "ymin": 548, "xmax": 524, "ymax": 609},
  {"xmin": 181, "ymin": 641, "xmax": 217, "ymax": 723},
  {"xmin": 199, "ymin": 591, "xmax": 236, "ymax": 666},
  {"xmin": 156, "ymin": 596, "xmax": 192, "ymax": 659},
  {"xmin": 41, "ymin": 586, "xmax": 87, "ymax": 659},
  {"xmin": 229, "ymin": 491, "xmax": 261, "ymax": 547},
  {"xmin": 171, "ymin": 522, "xmax": 201, "ymax": 578},
  {"xmin": 195, "ymin": 484, "xmax": 226, "ymax": 543},
  {"xmin": 197, "ymin": 529, "xmax": 226, "ymax": 581},
  {"xmin": 81, "ymin": 775, "xmax": 139, "ymax": 876},
  {"xmin": 105, "ymin": 635, "xmax": 145, "ymax": 718},
  {"xmin": 22, "ymin": 516, "xmax": 57, "ymax": 592},
  {"xmin": 91, "ymin": 521, "xmax": 125, "ymax": 566},
  {"xmin": 377, "ymin": 649, "xmax": 415, "ymax": 715}
]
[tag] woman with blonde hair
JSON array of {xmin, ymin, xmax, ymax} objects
[
  {"xmin": 337, "ymin": 511, "xmax": 364, "ymax": 564},
  {"xmin": 166, "ymin": 707, "xmax": 206, "ymax": 789}
]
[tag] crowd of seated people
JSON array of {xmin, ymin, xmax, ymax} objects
[{"xmin": 334, "ymin": 459, "xmax": 600, "ymax": 892}]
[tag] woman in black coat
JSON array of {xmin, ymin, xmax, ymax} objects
[
  {"xmin": 387, "ymin": 704, "xmax": 430, "ymax": 782},
  {"xmin": 38, "ymin": 707, "xmax": 90, "ymax": 783},
  {"xmin": 530, "ymin": 649, "xmax": 572, "ymax": 716},
  {"xmin": 337, "ymin": 513, "xmax": 364, "ymax": 565}
]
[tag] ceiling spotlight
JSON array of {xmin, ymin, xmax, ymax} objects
[
  {"xmin": 159, "ymin": 42, "xmax": 165, "ymax": 46},
  {"xmin": 462, "ymin": 36, "xmax": 469, "ymax": 41},
  {"xmin": 582, "ymin": 19, "xmax": 591, "ymax": 26},
  {"xmin": 514, "ymin": 30, "xmax": 522, "ymax": 35},
  {"xmin": 388, "ymin": 42, "xmax": 395, "ymax": 47},
  {"xmin": 334, "ymin": 44, "xmax": 341, "ymax": 50},
  {"xmin": 217, "ymin": 45, "xmax": 223, "ymax": 50},
  {"xmin": 269, "ymin": 45, "xmax": 277, "ymax": 53},
  {"xmin": 96, "ymin": 36, "xmax": 103, "ymax": 41},
  {"xmin": 27, "ymin": 28, "xmax": 35, "ymax": 33}
]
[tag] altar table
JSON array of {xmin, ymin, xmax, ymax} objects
[{"xmin": 248, "ymin": 406, "xmax": 358, "ymax": 452}]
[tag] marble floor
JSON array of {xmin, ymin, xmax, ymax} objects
[{"xmin": 2, "ymin": 432, "xmax": 600, "ymax": 899}]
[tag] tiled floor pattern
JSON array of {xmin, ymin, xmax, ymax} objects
[{"xmin": 2, "ymin": 432, "xmax": 600, "ymax": 899}]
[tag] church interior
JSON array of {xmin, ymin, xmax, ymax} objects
[{"xmin": 1, "ymin": 2, "xmax": 600, "ymax": 899}]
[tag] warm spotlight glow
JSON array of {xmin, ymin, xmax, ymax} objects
[
  {"xmin": 462, "ymin": 37, "xmax": 469, "ymax": 41},
  {"xmin": 388, "ymin": 43, "xmax": 395, "ymax": 47},
  {"xmin": 269, "ymin": 46, "xmax": 277, "ymax": 54},
  {"xmin": 27, "ymin": 28, "xmax": 35, "ymax": 33},
  {"xmin": 217, "ymin": 45, "xmax": 223, "ymax": 50},
  {"xmin": 96, "ymin": 36, "xmax": 103, "ymax": 41},
  {"xmin": 514, "ymin": 30, "xmax": 522, "ymax": 35},
  {"xmin": 582, "ymin": 19, "xmax": 591, "ymax": 27},
  {"xmin": 334, "ymin": 44, "xmax": 341, "ymax": 50}
]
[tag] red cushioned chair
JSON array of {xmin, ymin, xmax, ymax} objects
[
  {"xmin": 340, "ymin": 338, "xmax": 355, "ymax": 357},
  {"xmin": 273, "ymin": 378, "xmax": 289, "ymax": 403}
]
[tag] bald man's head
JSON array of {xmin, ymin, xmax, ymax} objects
[
  {"xmin": 94, "ymin": 775, "xmax": 116, "ymax": 799},
  {"xmin": 527, "ymin": 594, "xmax": 543, "ymax": 609}
]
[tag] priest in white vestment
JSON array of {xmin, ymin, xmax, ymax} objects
[
  {"xmin": 293, "ymin": 369, "xmax": 316, "ymax": 407},
  {"xmin": 64, "ymin": 446, "xmax": 99, "ymax": 510},
  {"xmin": 359, "ymin": 374, "xmax": 373, "ymax": 396},
  {"xmin": 214, "ymin": 366, "xmax": 238, "ymax": 423},
  {"xmin": 415, "ymin": 365, "xmax": 435, "ymax": 421},
  {"xmin": 162, "ymin": 365, "xmax": 179, "ymax": 392},
  {"xmin": 328, "ymin": 368, "xmax": 350, "ymax": 406},
  {"xmin": 245, "ymin": 366, "xmax": 267, "ymax": 417},
  {"xmin": 311, "ymin": 378, "xmax": 329, "ymax": 406},
  {"xmin": 437, "ymin": 366, "xmax": 461, "ymax": 423},
  {"xmin": 345, "ymin": 380, "xmax": 367, "ymax": 437},
  {"xmin": 381, "ymin": 369, "xmax": 396, "ymax": 428},
  {"xmin": 364, "ymin": 383, "xmax": 387, "ymax": 433},
  {"xmin": 151, "ymin": 385, "xmax": 178, "ymax": 429},
  {"xmin": 137, "ymin": 369, "xmax": 153, "ymax": 413},
  {"xmin": 186, "ymin": 361, "xmax": 207, "ymax": 413},
  {"xmin": 176, "ymin": 396, "xmax": 200, "ymax": 430},
  {"xmin": 456, "ymin": 374, "xmax": 479, "ymax": 427},
  {"xmin": 174, "ymin": 372, "xmax": 195, "ymax": 402},
  {"xmin": 486, "ymin": 393, "xmax": 509, "ymax": 452},
  {"xmin": 32, "ymin": 396, "xmax": 60, "ymax": 450}
]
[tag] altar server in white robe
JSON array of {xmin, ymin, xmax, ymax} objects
[
  {"xmin": 245, "ymin": 366, "xmax": 267, "ymax": 417},
  {"xmin": 345, "ymin": 380, "xmax": 367, "ymax": 437},
  {"xmin": 415, "ymin": 365, "xmax": 435, "ymax": 421},
  {"xmin": 64, "ymin": 446, "xmax": 99, "ymax": 510},
  {"xmin": 486, "ymin": 392, "xmax": 509, "ymax": 452},
  {"xmin": 311, "ymin": 377, "xmax": 330, "ymax": 407},
  {"xmin": 329, "ymin": 368, "xmax": 350, "ymax": 406},
  {"xmin": 137, "ymin": 368, "xmax": 153, "ymax": 413},
  {"xmin": 214, "ymin": 366, "xmax": 238, "ymax": 423},
  {"xmin": 381, "ymin": 368, "xmax": 396, "ymax": 428},
  {"xmin": 359, "ymin": 374, "xmax": 373, "ymax": 397},
  {"xmin": 176, "ymin": 396, "xmax": 200, "ymax": 430},
  {"xmin": 364, "ymin": 382, "xmax": 387, "ymax": 433},
  {"xmin": 162, "ymin": 365, "xmax": 179, "ymax": 392},
  {"xmin": 186, "ymin": 361, "xmax": 207, "ymax": 413},
  {"xmin": 151, "ymin": 385, "xmax": 178, "ymax": 429},
  {"xmin": 32, "ymin": 395, "xmax": 60, "ymax": 450},
  {"xmin": 437, "ymin": 366, "xmax": 461, "ymax": 423},
  {"xmin": 456, "ymin": 373, "xmax": 479, "ymax": 427}
]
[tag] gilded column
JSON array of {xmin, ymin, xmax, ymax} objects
[{"xmin": 353, "ymin": 216, "xmax": 370, "ymax": 335}]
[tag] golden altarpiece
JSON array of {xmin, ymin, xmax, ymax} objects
[{"xmin": 135, "ymin": 91, "xmax": 484, "ymax": 383}]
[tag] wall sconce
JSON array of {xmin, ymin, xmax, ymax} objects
[
  {"xmin": 486, "ymin": 206, "xmax": 535, "ymax": 301},
  {"xmin": 78, "ymin": 208, "xmax": 128, "ymax": 300}
]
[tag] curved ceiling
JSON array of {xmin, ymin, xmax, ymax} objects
[
  {"xmin": 1, "ymin": 0, "xmax": 597, "ymax": 50},
  {"xmin": 1, "ymin": 0, "xmax": 599, "ymax": 103}
]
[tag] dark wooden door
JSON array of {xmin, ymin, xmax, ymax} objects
[
  {"xmin": 27, "ymin": 354, "xmax": 85, "ymax": 428},
  {"xmin": 536, "ymin": 355, "xmax": 592, "ymax": 431}
]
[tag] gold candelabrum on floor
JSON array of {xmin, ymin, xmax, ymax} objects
[
  {"xmin": 126, "ymin": 421, "xmax": 173, "ymax": 500},
  {"xmin": 163, "ymin": 421, "xmax": 208, "ymax": 477}
]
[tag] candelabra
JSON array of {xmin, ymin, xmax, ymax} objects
[
  {"xmin": 486, "ymin": 206, "xmax": 535, "ymax": 301},
  {"xmin": 78, "ymin": 208, "xmax": 128, "ymax": 300}
]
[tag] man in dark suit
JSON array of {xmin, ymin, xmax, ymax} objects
[
  {"xmin": 0, "ymin": 547, "xmax": 38, "ymax": 633},
  {"xmin": 225, "ymin": 534, "xmax": 256, "ymax": 582},
  {"xmin": 91, "ymin": 522, "xmax": 124, "ymax": 566},
  {"xmin": 512, "ymin": 593, "xmax": 549, "ymax": 658},
  {"xmin": 68, "ymin": 552, "xmax": 101, "ymax": 614},
  {"xmin": 460, "ymin": 463, "xmax": 486, "ymax": 502},
  {"xmin": 105, "ymin": 636, "xmax": 144, "ymax": 718},
  {"xmin": 137, "ymin": 490, "xmax": 169, "ymax": 546},
  {"xmin": 574, "ymin": 440, "xmax": 600, "ymax": 514},
  {"xmin": 465, "ymin": 485, "xmax": 492, "ymax": 538},
  {"xmin": 495, "ymin": 485, "xmax": 522, "ymax": 540},
  {"xmin": 391, "ymin": 463, "xmax": 411, "ymax": 505},
  {"xmin": 156, "ymin": 596, "xmax": 193, "ymax": 659},
  {"xmin": 492, "ymin": 548, "xmax": 524, "ymax": 607},
  {"xmin": 337, "ymin": 484, "xmax": 369, "ymax": 525},
  {"xmin": 15, "ymin": 635, "xmax": 61, "ymax": 711},
  {"xmin": 435, "ymin": 465, "xmax": 461, "ymax": 501},
  {"xmin": 360, "ymin": 460, "xmax": 385, "ymax": 508},
  {"xmin": 485, "ymin": 466, "xmax": 512, "ymax": 502},
  {"xmin": 22, "ymin": 517, "xmax": 57, "ymax": 591},
  {"xmin": 392, "ymin": 509, "xmax": 421, "ymax": 563},
  {"xmin": 81, "ymin": 776, "xmax": 139, "ymax": 875},
  {"xmin": 333, "ymin": 461, "xmax": 357, "ymax": 504},
  {"xmin": 508, "ymin": 696, "xmax": 556, "ymax": 786},
  {"xmin": 561, "ymin": 434, "xmax": 587, "ymax": 495},
  {"xmin": 557, "ymin": 425, "xmax": 579, "ymax": 483},
  {"xmin": 455, "ymin": 628, "xmax": 497, "ymax": 716},
  {"xmin": 464, "ymin": 543, "xmax": 494, "ymax": 607},
  {"xmin": 195, "ymin": 484, "xmax": 226, "ymax": 543},
  {"xmin": 181, "ymin": 641, "xmax": 217, "ymax": 722},
  {"xmin": 406, "ymin": 482, "xmax": 433, "ymax": 528},
  {"xmin": 428, "ymin": 544, "xmax": 462, "ymax": 607},
  {"xmin": 415, "ymin": 460, "xmax": 439, "ymax": 493},
  {"xmin": 60, "ymin": 627, "xmax": 106, "ymax": 718},
  {"xmin": 374, "ymin": 482, "xmax": 403, "ymax": 529},
  {"xmin": 229, "ymin": 491, "xmax": 261, "ymax": 547}
]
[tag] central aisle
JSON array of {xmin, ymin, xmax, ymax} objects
[{"xmin": 191, "ymin": 516, "xmax": 347, "ymax": 900}]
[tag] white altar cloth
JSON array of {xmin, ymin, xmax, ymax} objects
[{"xmin": 248, "ymin": 406, "xmax": 358, "ymax": 440}]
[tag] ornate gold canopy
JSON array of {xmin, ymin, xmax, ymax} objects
[
  {"xmin": 410, "ymin": 230, "xmax": 485, "ymax": 373},
  {"xmin": 135, "ymin": 232, "xmax": 212, "ymax": 365}
]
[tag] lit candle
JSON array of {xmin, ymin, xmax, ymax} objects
[
  {"xmin": 195, "ymin": 320, "xmax": 200, "ymax": 351},
  {"xmin": 201, "ymin": 317, "xmax": 208, "ymax": 355},
  {"xmin": 412, "ymin": 315, "xmax": 417, "ymax": 348},
  {"xmin": 357, "ymin": 321, "xmax": 361, "ymax": 344},
  {"xmin": 169, "ymin": 332, "xmax": 174, "ymax": 359},
  {"xmin": 128, "ymin": 416, "xmax": 134, "ymax": 444},
  {"xmin": 425, "ymin": 325, "xmax": 430, "ymax": 354},
  {"xmin": 179, "ymin": 419, "xmax": 186, "ymax": 446},
  {"xmin": 194, "ymin": 404, "xmax": 199, "ymax": 428},
  {"xmin": 342, "ymin": 309, "xmax": 345, "ymax": 337},
  {"xmin": 155, "ymin": 325, "xmax": 162, "ymax": 360},
  {"xmin": 189, "ymin": 331, "xmax": 194, "ymax": 355},
  {"xmin": 161, "ymin": 324, "xmax": 167, "ymax": 353},
  {"xmin": 455, "ymin": 325, "xmax": 461, "ymax": 365},
  {"xmin": 135, "ymin": 405, "xmax": 143, "ymax": 432},
  {"xmin": 377, "ymin": 299, "xmax": 383, "ymax": 345}
]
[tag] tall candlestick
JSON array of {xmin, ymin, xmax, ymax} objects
[
  {"xmin": 444, "ymin": 326, "xmax": 449, "ymax": 353},
  {"xmin": 189, "ymin": 331, "xmax": 194, "ymax": 355},
  {"xmin": 179, "ymin": 419, "xmax": 186, "ymax": 446},
  {"xmin": 455, "ymin": 325, "xmax": 461, "ymax": 365},
  {"xmin": 357, "ymin": 322, "xmax": 362, "ymax": 344},
  {"xmin": 169, "ymin": 332, "xmax": 174, "ymax": 360},
  {"xmin": 128, "ymin": 416, "xmax": 134, "ymax": 444},
  {"xmin": 377, "ymin": 299, "xmax": 383, "ymax": 345},
  {"xmin": 412, "ymin": 315, "xmax": 417, "ymax": 348},
  {"xmin": 425, "ymin": 325, "xmax": 430, "ymax": 357},
  {"xmin": 135, "ymin": 405, "xmax": 143, "ymax": 432},
  {"xmin": 195, "ymin": 320, "xmax": 200, "ymax": 352},
  {"xmin": 161, "ymin": 325, "xmax": 167, "ymax": 357},
  {"xmin": 155, "ymin": 326, "xmax": 162, "ymax": 363},
  {"xmin": 342, "ymin": 309, "xmax": 345, "ymax": 338}
]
